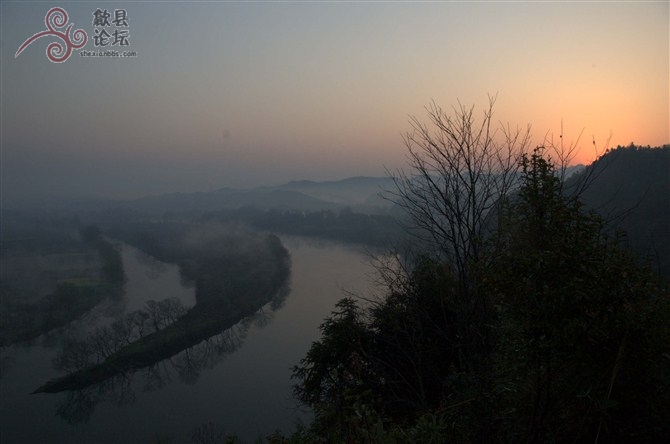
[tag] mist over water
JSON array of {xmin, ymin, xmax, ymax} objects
[{"xmin": 0, "ymin": 237, "xmax": 379, "ymax": 443}]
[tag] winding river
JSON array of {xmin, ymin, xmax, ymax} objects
[{"xmin": 0, "ymin": 236, "xmax": 380, "ymax": 443}]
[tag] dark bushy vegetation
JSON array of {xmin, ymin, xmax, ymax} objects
[{"xmin": 289, "ymin": 149, "xmax": 670, "ymax": 443}]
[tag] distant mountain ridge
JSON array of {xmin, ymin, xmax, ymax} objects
[
  {"xmin": 126, "ymin": 148, "xmax": 666, "ymax": 275},
  {"xmin": 10, "ymin": 146, "xmax": 665, "ymax": 278},
  {"xmin": 84, "ymin": 176, "xmax": 397, "ymax": 215},
  {"xmin": 274, "ymin": 176, "xmax": 396, "ymax": 207}
]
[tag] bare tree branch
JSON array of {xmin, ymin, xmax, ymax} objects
[{"xmin": 385, "ymin": 97, "xmax": 531, "ymax": 293}]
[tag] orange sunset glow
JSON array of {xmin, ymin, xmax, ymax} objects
[{"xmin": 2, "ymin": 1, "xmax": 668, "ymax": 200}]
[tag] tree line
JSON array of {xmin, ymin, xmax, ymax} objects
[{"xmin": 201, "ymin": 206, "xmax": 404, "ymax": 248}]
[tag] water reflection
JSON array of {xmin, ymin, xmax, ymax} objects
[
  {"xmin": 51, "ymin": 285, "xmax": 289, "ymax": 424},
  {"xmin": 1, "ymin": 238, "xmax": 374, "ymax": 443}
]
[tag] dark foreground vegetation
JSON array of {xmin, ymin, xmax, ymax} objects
[
  {"xmin": 34, "ymin": 227, "xmax": 290, "ymax": 393},
  {"xmin": 286, "ymin": 149, "xmax": 670, "ymax": 444}
]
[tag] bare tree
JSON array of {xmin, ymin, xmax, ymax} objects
[
  {"xmin": 379, "ymin": 96, "xmax": 533, "ymax": 377},
  {"xmin": 539, "ymin": 121, "xmax": 609, "ymax": 198},
  {"xmin": 387, "ymin": 96, "xmax": 531, "ymax": 291}
]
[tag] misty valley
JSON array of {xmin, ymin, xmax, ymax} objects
[
  {"xmin": 4, "ymin": 1, "xmax": 668, "ymax": 441},
  {"xmin": 1, "ymin": 213, "xmax": 380, "ymax": 442},
  {"xmin": 1, "ymin": 145, "xmax": 669, "ymax": 443}
]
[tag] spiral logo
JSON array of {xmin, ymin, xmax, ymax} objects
[{"xmin": 15, "ymin": 7, "xmax": 88, "ymax": 63}]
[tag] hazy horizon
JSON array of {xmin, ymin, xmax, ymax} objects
[{"xmin": 2, "ymin": 1, "xmax": 668, "ymax": 205}]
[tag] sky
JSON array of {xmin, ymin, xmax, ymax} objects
[{"xmin": 1, "ymin": 1, "xmax": 668, "ymax": 204}]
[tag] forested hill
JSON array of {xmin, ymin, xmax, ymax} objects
[{"xmin": 573, "ymin": 144, "xmax": 669, "ymax": 277}]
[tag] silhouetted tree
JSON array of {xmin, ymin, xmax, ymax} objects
[
  {"xmin": 292, "ymin": 147, "xmax": 670, "ymax": 443},
  {"xmin": 488, "ymin": 148, "xmax": 670, "ymax": 443},
  {"xmin": 387, "ymin": 96, "xmax": 531, "ymax": 284},
  {"xmin": 385, "ymin": 97, "xmax": 532, "ymax": 385}
]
